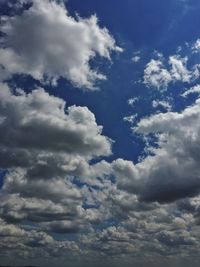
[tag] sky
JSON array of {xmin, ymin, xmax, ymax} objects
[{"xmin": 1, "ymin": 0, "xmax": 200, "ymax": 266}]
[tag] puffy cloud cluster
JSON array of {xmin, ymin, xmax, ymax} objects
[
  {"xmin": 0, "ymin": 0, "xmax": 122, "ymax": 89},
  {"xmin": 78, "ymin": 200, "xmax": 200, "ymax": 263},
  {"xmin": 144, "ymin": 59, "xmax": 173, "ymax": 89},
  {"xmin": 143, "ymin": 38, "xmax": 200, "ymax": 90},
  {"xmin": 0, "ymin": 83, "xmax": 113, "ymax": 236},
  {"xmin": 143, "ymin": 55, "xmax": 195, "ymax": 90},
  {"xmin": 0, "ymin": 218, "xmax": 80, "ymax": 263}
]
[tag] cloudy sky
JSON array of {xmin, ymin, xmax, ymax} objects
[{"xmin": 1, "ymin": 0, "xmax": 200, "ymax": 266}]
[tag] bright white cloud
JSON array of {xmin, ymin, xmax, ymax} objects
[
  {"xmin": 169, "ymin": 56, "xmax": 191, "ymax": 82},
  {"xmin": 144, "ymin": 59, "xmax": 172, "ymax": 89},
  {"xmin": 0, "ymin": 0, "xmax": 122, "ymax": 89},
  {"xmin": 144, "ymin": 55, "xmax": 196, "ymax": 90}
]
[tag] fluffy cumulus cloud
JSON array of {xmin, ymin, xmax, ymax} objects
[
  {"xmin": 144, "ymin": 59, "xmax": 173, "ymax": 89},
  {"xmin": 0, "ymin": 0, "xmax": 122, "ymax": 89},
  {"xmin": 113, "ymin": 97, "xmax": 200, "ymax": 203},
  {"xmin": 0, "ymin": 84, "xmax": 112, "ymax": 161},
  {"xmin": 143, "ymin": 55, "xmax": 196, "ymax": 90},
  {"xmin": 143, "ymin": 38, "xmax": 200, "ymax": 90}
]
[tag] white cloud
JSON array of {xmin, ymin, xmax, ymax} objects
[
  {"xmin": 0, "ymin": 84, "xmax": 112, "ymax": 163},
  {"xmin": 169, "ymin": 56, "xmax": 191, "ymax": 82},
  {"xmin": 123, "ymin": 114, "xmax": 137, "ymax": 124},
  {"xmin": 0, "ymin": 0, "xmax": 122, "ymax": 89},
  {"xmin": 152, "ymin": 99, "xmax": 172, "ymax": 111},
  {"xmin": 143, "ymin": 59, "xmax": 172, "ymax": 89},
  {"xmin": 144, "ymin": 55, "xmax": 195, "ymax": 90},
  {"xmin": 127, "ymin": 97, "xmax": 138, "ymax": 107},
  {"xmin": 132, "ymin": 50, "xmax": 141, "ymax": 63},
  {"xmin": 2, "ymin": 3, "xmax": 200, "ymax": 262},
  {"xmin": 112, "ymin": 97, "xmax": 200, "ymax": 203},
  {"xmin": 192, "ymin": 39, "xmax": 200, "ymax": 53},
  {"xmin": 132, "ymin": 55, "xmax": 141, "ymax": 63},
  {"xmin": 182, "ymin": 84, "xmax": 200, "ymax": 97}
]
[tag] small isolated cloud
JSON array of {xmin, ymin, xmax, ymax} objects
[
  {"xmin": 152, "ymin": 99, "xmax": 172, "ymax": 111},
  {"xmin": 132, "ymin": 51, "xmax": 141, "ymax": 63},
  {"xmin": 2, "ymin": 1, "xmax": 200, "ymax": 263},
  {"xmin": 127, "ymin": 97, "xmax": 139, "ymax": 107},
  {"xmin": 123, "ymin": 114, "xmax": 137, "ymax": 124},
  {"xmin": 0, "ymin": 0, "xmax": 122, "ymax": 89},
  {"xmin": 132, "ymin": 56, "xmax": 141, "ymax": 63},
  {"xmin": 0, "ymin": 84, "xmax": 112, "ymax": 162}
]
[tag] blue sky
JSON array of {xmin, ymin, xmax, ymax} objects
[{"xmin": 1, "ymin": 1, "xmax": 200, "ymax": 266}]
